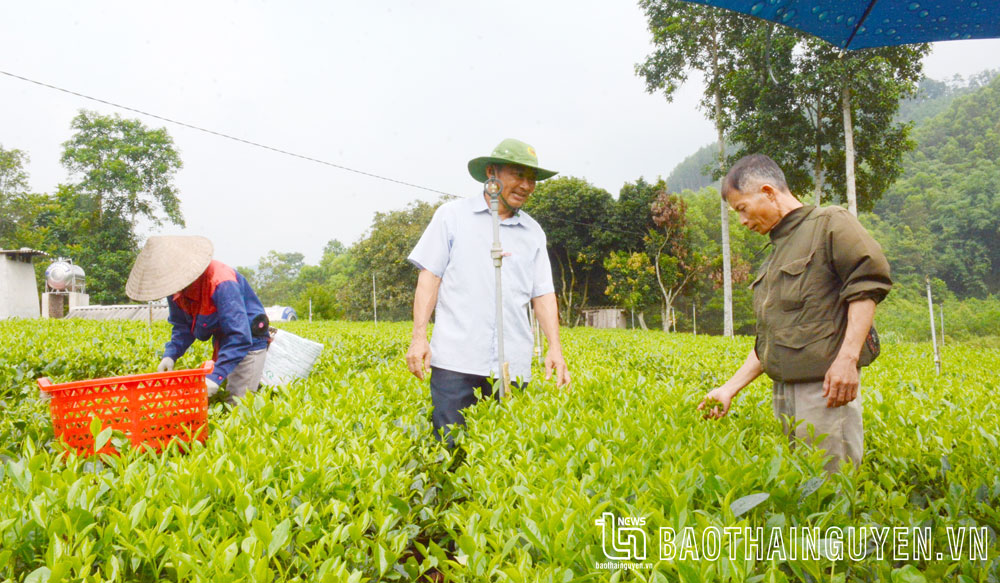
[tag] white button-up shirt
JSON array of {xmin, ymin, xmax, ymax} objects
[{"xmin": 408, "ymin": 195, "xmax": 555, "ymax": 381}]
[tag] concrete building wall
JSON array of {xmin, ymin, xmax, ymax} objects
[
  {"xmin": 0, "ymin": 257, "xmax": 41, "ymax": 319},
  {"xmin": 583, "ymin": 308, "xmax": 627, "ymax": 329}
]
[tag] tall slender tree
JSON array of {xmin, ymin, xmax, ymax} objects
[
  {"xmin": 649, "ymin": 190, "xmax": 705, "ymax": 332},
  {"xmin": 637, "ymin": 0, "xmax": 752, "ymax": 336},
  {"xmin": 721, "ymin": 31, "xmax": 928, "ymax": 215},
  {"xmin": 800, "ymin": 41, "xmax": 929, "ymax": 215},
  {"xmin": 0, "ymin": 146, "xmax": 31, "ymax": 246},
  {"xmin": 56, "ymin": 110, "xmax": 185, "ymax": 302},
  {"xmin": 61, "ymin": 110, "xmax": 184, "ymax": 227}
]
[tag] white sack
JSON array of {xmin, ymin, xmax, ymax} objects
[{"xmin": 260, "ymin": 329, "xmax": 324, "ymax": 387}]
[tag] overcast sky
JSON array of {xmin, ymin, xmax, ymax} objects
[{"xmin": 2, "ymin": 1, "xmax": 999, "ymax": 268}]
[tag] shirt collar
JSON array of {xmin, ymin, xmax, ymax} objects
[
  {"xmin": 768, "ymin": 205, "xmax": 813, "ymax": 242},
  {"xmin": 473, "ymin": 194, "xmax": 522, "ymax": 225}
]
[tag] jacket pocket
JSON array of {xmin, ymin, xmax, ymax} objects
[
  {"xmin": 771, "ymin": 319, "xmax": 839, "ymax": 382},
  {"xmin": 750, "ymin": 270, "xmax": 766, "ymax": 318},
  {"xmin": 778, "ymin": 252, "xmax": 814, "ymax": 312}
]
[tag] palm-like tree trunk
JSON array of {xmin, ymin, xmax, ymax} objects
[
  {"xmin": 711, "ymin": 26, "xmax": 734, "ymax": 337},
  {"xmin": 842, "ymin": 84, "xmax": 858, "ymax": 216}
]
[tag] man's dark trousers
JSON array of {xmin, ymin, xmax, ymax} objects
[{"xmin": 429, "ymin": 366, "xmax": 526, "ymax": 443}]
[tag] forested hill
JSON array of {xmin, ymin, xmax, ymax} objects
[
  {"xmin": 666, "ymin": 73, "xmax": 998, "ymax": 197},
  {"xmin": 664, "ymin": 72, "xmax": 1000, "ymax": 300},
  {"xmin": 665, "ymin": 142, "xmax": 721, "ymax": 192},
  {"xmin": 896, "ymin": 71, "xmax": 998, "ymax": 125},
  {"xmin": 867, "ymin": 72, "xmax": 1000, "ymax": 299}
]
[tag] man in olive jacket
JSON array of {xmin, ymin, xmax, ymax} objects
[{"xmin": 699, "ymin": 154, "xmax": 891, "ymax": 473}]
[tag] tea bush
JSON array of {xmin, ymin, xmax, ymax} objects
[{"xmin": 0, "ymin": 320, "xmax": 997, "ymax": 582}]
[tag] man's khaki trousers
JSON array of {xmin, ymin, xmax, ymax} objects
[{"xmin": 772, "ymin": 379, "xmax": 864, "ymax": 474}]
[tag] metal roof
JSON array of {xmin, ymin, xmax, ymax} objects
[
  {"xmin": 66, "ymin": 304, "xmax": 170, "ymax": 321},
  {"xmin": 0, "ymin": 248, "xmax": 49, "ymax": 262}
]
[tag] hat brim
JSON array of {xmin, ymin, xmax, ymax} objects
[
  {"xmin": 126, "ymin": 236, "xmax": 214, "ymax": 301},
  {"xmin": 467, "ymin": 157, "xmax": 558, "ymax": 183}
]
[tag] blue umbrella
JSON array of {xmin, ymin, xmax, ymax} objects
[{"xmin": 682, "ymin": 0, "xmax": 1000, "ymax": 49}]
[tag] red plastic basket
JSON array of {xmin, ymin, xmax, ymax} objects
[{"xmin": 37, "ymin": 362, "xmax": 212, "ymax": 456}]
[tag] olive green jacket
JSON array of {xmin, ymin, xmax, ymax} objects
[{"xmin": 752, "ymin": 205, "xmax": 892, "ymax": 383}]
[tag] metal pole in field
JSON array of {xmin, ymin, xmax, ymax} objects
[
  {"xmin": 485, "ymin": 176, "xmax": 510, "ymax": 397},
  {"xmin": 926, "ymin": 276, "xmax": 941, "ymax": 374},
  {"xmin": 372, "ymin": 273, "xmax": 377, "ymax": 324},
  {"xmin": 693, "ymin": 303, "xmax": 697, "ymax": 336},
  {"xmin": 309, "ymin": 298, "xmax": 313, "ymax": 322},
  {"xmin": 147, "ymin": 300, "xmax": 154, "ymax": 356},
  {"xmin": 939, "ymin": 304, "xmax": 944, "ymax": 348}
]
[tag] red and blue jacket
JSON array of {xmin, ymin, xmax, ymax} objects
[{"xmin": 163, "ymin": 261, "xmax": 268, "ymax": 385}]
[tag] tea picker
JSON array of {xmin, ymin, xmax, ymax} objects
[
  {"xmin": 404, "ymin": 138, "xmax": 571, "ymax": 442},
  {"xmin": 125, "ymin": 236, "xmax": 271, "ymax": 405}
]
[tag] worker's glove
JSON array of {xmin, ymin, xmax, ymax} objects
[
  {"xmin": 205, "ymin": 378, "xmax": 220, "ymax": 397},
  {"xmin": 157, "ymin": 357, "xmax": 175, "ymax": 372}
]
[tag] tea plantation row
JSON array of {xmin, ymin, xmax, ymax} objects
[{"xmin": 0, "ymin": 319, "xmax": 997, "ymax": 582}]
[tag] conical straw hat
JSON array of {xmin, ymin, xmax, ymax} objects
[{"xmin": 126, "ymin": 236, "xmax": 214, "ymax": 301}]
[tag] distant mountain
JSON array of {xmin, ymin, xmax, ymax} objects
[
  {"xmin": 896, "ymin": 70, "xmax": 999, "ymax": 126},
  {"xmin": 666, "ymin": 71, "xmax": 1000, "ymax": 299},
  {"xmin": 870, "ymin": 71, "xmax": 1000, "ymax": 297},
  {"xmin": 666, "ymin": 142, "xmax": 727, "ymax": 192},
  {"xmin": 666, "ymin": 72, "xmax": 998, "ymax": 195}
]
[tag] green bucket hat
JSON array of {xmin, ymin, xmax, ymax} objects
[{"xmin": 467, "ymin": 138, "xmax": 558, "ymax": 183}]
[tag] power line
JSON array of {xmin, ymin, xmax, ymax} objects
[
  {"xmin": 0, "ymin": 69, "xmax": 650, "ymax": 239},
  {"xmin": 0, "ymin": 69, "xmax": 454, "ymax": 198}
]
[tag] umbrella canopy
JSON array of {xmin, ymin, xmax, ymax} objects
[{"xmin": 683, "ymin": 0, "xmax": 999, "ymax": 49}]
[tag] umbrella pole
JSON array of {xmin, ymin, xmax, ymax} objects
[{"xmin": 485, "ymin": 178, "xmax": 511, "ymax": 398}]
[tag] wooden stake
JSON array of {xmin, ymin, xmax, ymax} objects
[
  {"xmin": 926, "ymin": 276, "xmax": 941, "ymax": 374},
  {"xmin": 502, "ymin": 362, "xmax": 511, "ymax": 399}
]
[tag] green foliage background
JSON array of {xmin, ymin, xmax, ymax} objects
[{"xmin": 4, "ymin": 72, "xmax": 1000, "ymax": 338}]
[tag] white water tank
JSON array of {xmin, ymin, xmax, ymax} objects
[{"xmin": 45, "ymin": 260, "xmax": 86, "ymax": 293}]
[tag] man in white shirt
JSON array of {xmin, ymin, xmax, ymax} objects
[{"xmin": 406, "ymin": 138, "xmax": 571, "ymax": 442}]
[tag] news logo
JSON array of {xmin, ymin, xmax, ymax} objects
[{"xmin": 595, "ymin": 512, "xmax": 647, "ymax": 561}]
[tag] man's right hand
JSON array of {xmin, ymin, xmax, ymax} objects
[
  {"xmin": 406, "ymin": 338, "xmax": 431, "ymax": 380},
  {"xmin": 698, "ymin": 387, "xmax": 735, "ymax": 420},
  {"xmin": 157, "ymin": 357, "xmax": 175, "ymax": 372}
]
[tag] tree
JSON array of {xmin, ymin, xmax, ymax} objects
[
  {"xmin": 603, "ymin": 251, "xmax": 658, "ymax": 329},
  {"xmin": 54, "ymin": 110, "xmax": 185, "ymax": 303},
  {"xmin": 680, "ymin": 186, "xmax": 764, "ymax": 334},
  {"xmin": 290, "ymin": 264, "xmax": 339, "ymax": 320},
  {"xmin": 0, "ymin": 146, "xmax": 31, "ymax": 246},
  {"xmin": 522, "ymin": 177, "xmax": 615, "ymax": 325},
  {"xmin": 61, "ymin": 110, "xmax": 184, "ymax": 227},
  {"xmin": 719, "ymin": 26, "xmax": 825, "ymax": 202},
  {"xmin": 294, "ymin": 239, "xmax": 354, "ymax": 320},
  {"xmin": 800, "ymin": 41, "xmax": 929, "ymax": 215},
  {"xmin": 637, "ymin": 0, "xmax": 753, "ymax": 336},
  {"xmin": 31, "ymin": 184, "xmax": 134, "ymax": 304},
  {"xmin": 649, "ymin": 190, "xmax": 705, "ymax": 332},
  {"xmin": 248, "ymin": 251, "xmax": 306, "ymax": 305},
  {"xmin": 345, "ymin": 198, "xmax": 450, "ymax": 321},
  {"xmin": 718, "ymin": 28, "xmax": 927, "ymax": 215},
  {"xmin": 871, "ymin": 74, "xmax": 1000, "ymax": 298},
  {"xmin": 608, "ymin": 177, "xmax": 661, "ymax": 254}
]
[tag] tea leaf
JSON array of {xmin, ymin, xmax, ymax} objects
[{"xmin": 730, "ymin": 492, "xmax": 770, "ymax": 518}]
